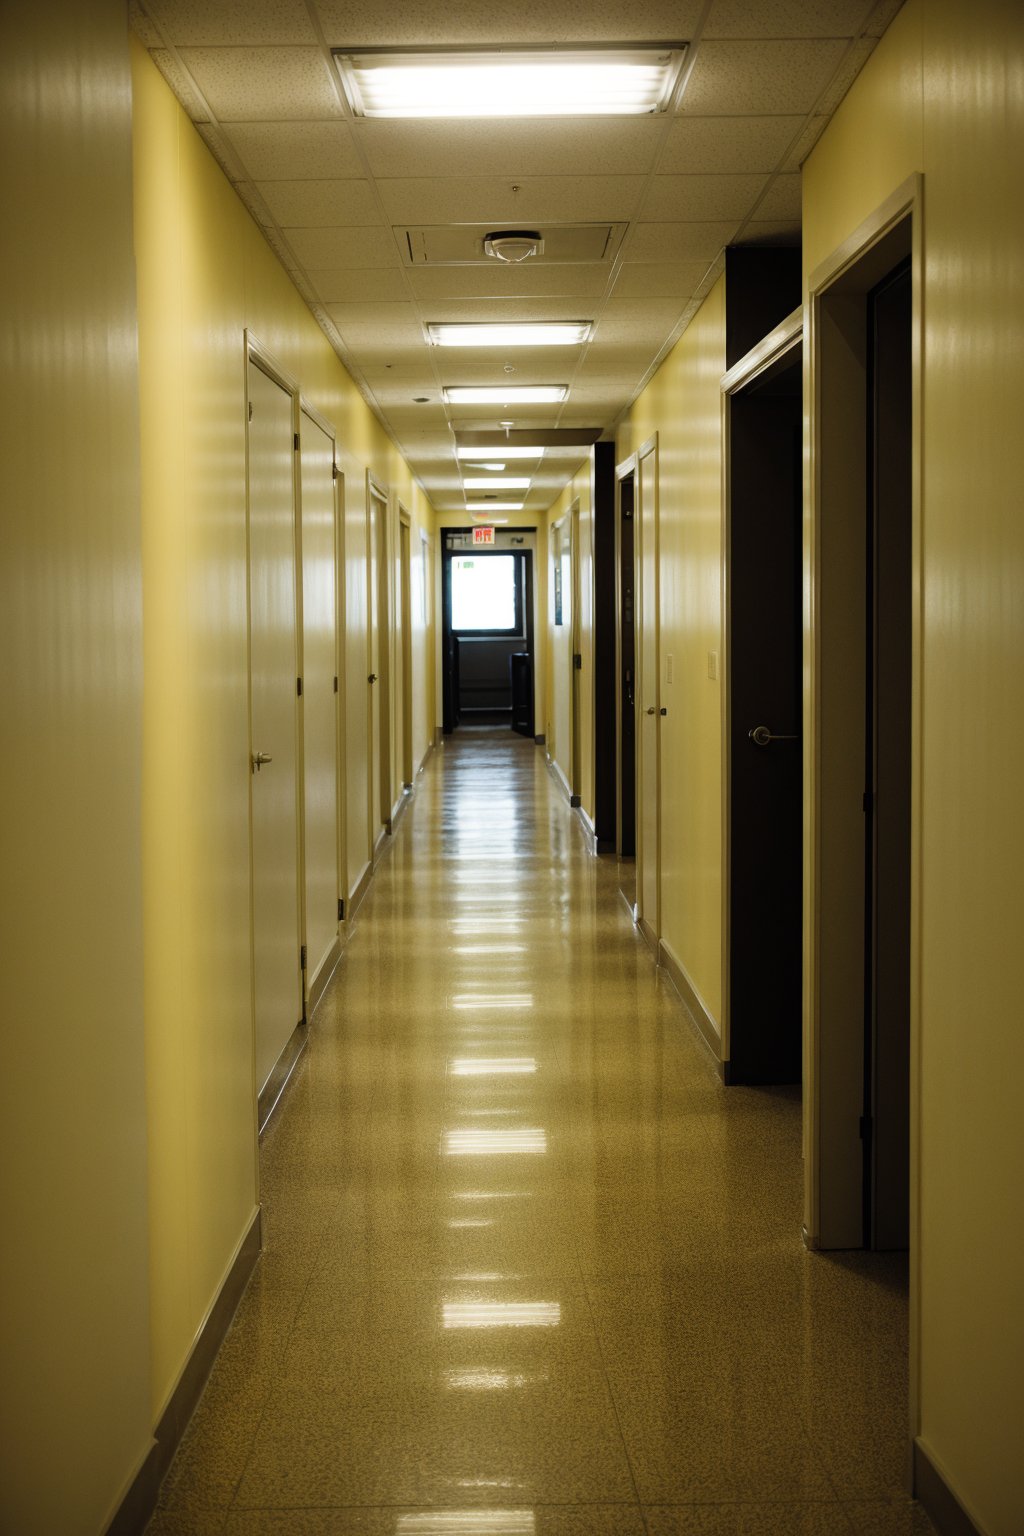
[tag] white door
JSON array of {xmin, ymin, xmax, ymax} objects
[
  {"xmin": 636, "ymin": 440, "xmax": 660, "ymax": 940},
  {"xmin": 300, "ymin": 410, "xmax": 340, "ymax": 993},
  {"xmin": 247, "ymin": 360, "xmax": 302, "ymax": 1093}
]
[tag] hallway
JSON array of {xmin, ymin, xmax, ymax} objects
[{"xmin": 148, "ymin": 729, "xmax": 928, "ymax": 1536}]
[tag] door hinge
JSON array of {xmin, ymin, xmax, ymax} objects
[
  {"xmin": 333, "ymin": 675, "xmax": 339, "ymax": 693},
  {"xmin": 297, "ymin": 676, "xmax": 303, "ymax": 697},
  {"xmin": 248, "ymin": 401, "xmax": 253, "ymax": 421},
  {"xmin": 332, "ymin": 462, "xmax": 339, "ymax": 481},
  {"xmin": 573, "ymin": 652, "xmax": 583, "ymax": 670},
  {"xmin": 338, "ymin": 898, "xmax": 344, "ymax": 922},
  {"xmin": 300, "ymin": 944, "xmax": 307, "ymax": 972},
  {"xmin": 294, "ymin": 431, "xmax": 300, "ymax": 451}
]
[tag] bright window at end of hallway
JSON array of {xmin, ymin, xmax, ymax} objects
[{"xmin": 452, "ymin": 554, "xmax": 517, "ymax": 632}]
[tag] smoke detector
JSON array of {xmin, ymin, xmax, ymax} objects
[{"xmin": 484, "ymin": 230, "xmax": 544, "ymax": 264}]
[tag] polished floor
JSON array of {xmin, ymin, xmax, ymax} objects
[{"xmin": 148, "ymin": 728, "xmax": 935, "ymax": 1536}]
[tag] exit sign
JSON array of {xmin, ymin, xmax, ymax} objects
[{"xmin": 472, "ymin": 526, "xmax": 495, "ymax": 546}]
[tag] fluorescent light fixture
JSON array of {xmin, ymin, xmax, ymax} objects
[
  {"xmin": 457, "ymin": 446, "xmax": 543, "ymax": 460},
  {"xmin": 446, "ymin": 386, "xmax": 566, "ymax": 405},
  {"xmin": 335, "ymin": 47, "xmax": 686, "ymax": 119},
  {"xmin": 429, "ymin": 322, "xmax": 591, "ymax": 348},
  {"xmin": 465, "ymin": 462, "xmax": 506, "ymax": 472},
  {"xmin": 463, "ymin": 477, "xmax": 531, "ymax": 490},
  {"xmin": 466, "ymin": 502, "xmax": 522, "ymax": 512}
]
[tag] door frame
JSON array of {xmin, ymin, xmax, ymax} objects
[
  {"xmin": 366, "ymin": 472, "xmax": 391, "ymax": 854},
  {"xmin": 298, "ymin": 394, "xmax": 345, "ymax": 1000},
  {"xmin": 634, "ymin": 433, "xmax": 660, "ymax": 945},
  {"xmin": 244, "ymin": 332, "xmax": 305, "ymax": 1130},
  {"xmin": 804, "ymin": 173, "xmax": 923, "ymax": 1436},
  {"xmin": 399, "ymin": 507, "xmax": 414, "ymax": 789},
  {"xmin": 615, "ymin": 454, "xmax": 637, "ymax": 860},
  {"xmin": 569, "ymin": 498, "xmax": 583, "ymax": 809},
  {"xmin": 720, "ymin": 308, "xmax": 804, "ymax": 1072}
]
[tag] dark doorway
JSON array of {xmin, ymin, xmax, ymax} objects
[
  {"xmin": 442, "ymin": 534, "xmax": 534, "ymax": 736},
  {"xmin": 616, "ymin": 467, "xmax": 637, "ymax": 881},
  {"xmin": 865, "ymin": 258, "xmax": 912, "ymax": 1250},
  {"xmin": 727, "ymin": 347, "xmax": 802, "ymax": 1084}
]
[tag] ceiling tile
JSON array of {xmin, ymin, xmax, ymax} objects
[
  {"xmin": 142, "ymin": 0, "xmax": 317, "ymax": 44},
  {"xmin": 658, "ymin": 115, "xmax": 804, "ymax": 173},
  {"xmin": 327, "ymin": 301, "xmax": 423, "ymax": 336},
  {"xmin": 225, "ymin": 121, "xmax": 363, "ymax": 180},
  {"xmin": 308, "ymin": 268, "xmax": 411, "ymax": 303},
  {"xmin": 315, "ymin": 0, "xmax": 705, "ymax": 46},
  {"xmin": 377, "ymin": 176, "xmax": 647, "ymax": 227},
  {"xmin": 628, "ymin": 221, "xmax": 740, "ymax": 262},
  {"xmin": 703, "ymin": 0, "xmax": 875, "ymax": 39},
  {"xmin": 357, "ymin": 118, "xmax": 666, "ymax": 179},
  {"xmin": 285, "ymin": 226, "xmax": 401, "ymax": 268},
  {"xmin": 680, "ymin": 39, "xmax": 848, "ymax": 115},
  {"xmin": 433, "ymin": 357, "xmax": 574, "ymax": 388},
  {"xmin": 234, "ymin": 181, "xmax": 275, "ymax": 227},
  {"xmin": 406, "ymin": 266, "xmax": 611, "ymax": 303},
  {"xmin": 640, "ymin": 172, "xmax": 768, "ymax": 222},
  {"xmin": 179, "ymin": 47, "xmax": 342, "ymax": 121},
  {"xmin": 415, "ymin": 297, "xmax": 607, "ymax": 325},
  {"xmin": 257, "ymin": 179, "xmax": 382, "ymax": 228},
  {"xmin": 753, "ymin": 173, "xmax": 802, "ymax": 221},
  {"xmin": 612, "ymin": 261, "xmax": 711, "ymax": 298},
  {"xmin": 594, "ymin": 298, "xmax": 690, "ymax": 340},
  {"xmin": 863, "ymin": 0, "xmax": 906, "ymax": 36},
  {"xmin": 129, "ymin": 2, "xmax": 162, "ymax": 47}
]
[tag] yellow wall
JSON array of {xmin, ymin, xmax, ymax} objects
[
  {"xmin": 0, "ymin": 5, "xmax": 153, "ymax": 1532},
  {"xmin": 619, "ymin": 279, "xmax": 727, "ymax": 1028},
  {"xmin": 803, "ymin": 2, "xmax": 1024, "ymax": 1529},
  {"xmin": 132, "ymin": 40, "xmax": 436, "ymax": 1419}
]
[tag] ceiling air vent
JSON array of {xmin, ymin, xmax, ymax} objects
[{"xmin": 403, "ymin": 223, "xmax": 626, "ymax": 266}]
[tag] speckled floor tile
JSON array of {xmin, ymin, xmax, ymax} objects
[
  {"xmin": 643, "ymin": 1505, "xmax": 854, "ymax": 1534},
  {"xmin": 150, "ymin": 730, "xmax": 914, "ymax": 1526}
]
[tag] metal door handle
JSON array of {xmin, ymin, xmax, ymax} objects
[
  {"xmin": 368, "ymin": 672, "xmax": 377, "ymax": 684},
  {"xmin": 251, "ymin": 751, "xmax": 273, "ymax": 772},
  {"xmin": 749, "ymin": 725, "xmax": 798, "ymax": 747},
  {"xmin": 646, "ymin": 706, "xmax": 656, "ymax": 715}
]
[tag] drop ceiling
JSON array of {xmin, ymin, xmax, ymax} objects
[{"xmin": 130, "ymin": 0, "xmax": 905, "ymax": 519}]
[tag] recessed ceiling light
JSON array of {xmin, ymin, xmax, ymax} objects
[
  {"xmin": 429, "ymin": 322, "xmax": 591, "ymax": 348},
  {"xmin": 463, "ymin": 477, "xmax": 530, "ymax": 489},
  {"xmin": 466, "ymin": 502, "xmax": 522, "ymax": 512},
  {"xmin": 334, "ymin": 47, "xmax": 687, "ymax": 119},
  {"xmin": 445, "ymin": 387, "xmax": 566, "ymax": 405},
  {"xmin": 456, "ymin": 446, "xmax": 544, "ymax": 460}
]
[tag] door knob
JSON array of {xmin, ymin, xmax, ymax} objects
[
  {"xmin": 646, "ymin": 706, "xmax": 656, "ymax": 715},
  {"xmin": 749, "ymin": 725, "xmax": 798, "ymax": 747},
  {"xmin": 251, "ymin": 751, "xmax": 273, "ymax": 773},
  {"xmin": 368, "ymin": 672, "xmax": 377, "ymax": 684}
]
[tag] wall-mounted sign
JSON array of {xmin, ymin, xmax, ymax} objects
[{"xmin": 472, "ymin": 526, "xmax": 495, "ymax": 546}]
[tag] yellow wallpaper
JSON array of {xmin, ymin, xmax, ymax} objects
[
  {"xmin": 626, "ymin": 279, "xmax": 726, "ymax": 1027},
  {"xmin": 804, "ymin": 2, "xmax": 1024, "ymax": 1529},
  {"xmin": 0, "ymin": 6, "xmax": 153, "ymax": 1532},
  {"xmin": 132, "ymin": 39, "xmax": 437, "ymax": 1417}
]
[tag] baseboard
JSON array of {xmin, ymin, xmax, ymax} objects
[
  {"xmin": 258, "ymin": 1017, "xmax": 307, "ymax": 1137},
  {"xmin": 108, "ymin": 1209, "xmax": 262, "ymax": 1533},
  {"xmin": 658, "ymin": 937, "xmax": 724, "ymax": 1072},
  {"xmin": 547, "ymin": 754, "xmax": 573, "ymax": 803},
  {"xmin": 636, "ymin": 912, "xmax": 658, "ymax": 954},
  {"xmin": 434, "ymin": 726, "xmax": 444, "ymax": 747},
  {"xmin": 307, "ymin": 934, "xmax": 342, "ymax": 1021},
  {"xmin": 420, "ymin": 738, "xmax": 436, "ymax": 773},
  {"xmin": 390, "ymin": 786, "xmax": 412, "ymax": 833},
  {"xmin": 914, "ymin": 1440, "xmax": 986, "ymax": 1536},
  {"xmin": 572, "ymin": 802, "xmax": 597, "ymax": 853},
  {"xmin": 348, "ymin": 859, "xmax": 373, "ymax": 923}
]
